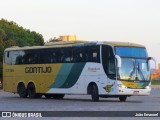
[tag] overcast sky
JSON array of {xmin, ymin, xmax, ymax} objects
[{"xmin": 0, "ymin": 0, "xmax": 160, "ymax": 66}]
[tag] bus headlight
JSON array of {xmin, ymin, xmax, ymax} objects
[
  {"xmin": 118, "ymin": 84, "xmax": 126, "ymax": 88},
  {"xmin": 145, "ymin": 86, "xmax": 150, "ymax": 89}
]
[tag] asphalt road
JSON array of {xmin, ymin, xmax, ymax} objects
[{"xmin": 0, "ymin": 89, "xmax": 160, "ymax": 119}]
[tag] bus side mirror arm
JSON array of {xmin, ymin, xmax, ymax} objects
[{"xmin": 115, "ymin": 55, "xmax": 121, "ymax": 68}]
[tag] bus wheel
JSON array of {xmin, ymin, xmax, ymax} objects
[
  {"xmin": 53, "ymin": 94, "xmax": 65, "ymax": 99},
  {"xmin": 45, "ymin": 94, "xmax": 53, "ymax": 99},
  {"xmin": 27, "ymin": 83, "xmax": 41, "ymax": 98},
  {"xmin": 17, "ymin": 83, "xmax": 28, "ymax": 98},
  {"xmin": 91, "ymin": 84, "xmax": 99, "ymax": 101},
  {"xmin": 119, "ymin": 96, "xmax": 127, "ymax": 102}
]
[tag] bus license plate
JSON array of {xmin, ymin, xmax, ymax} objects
[{"xmin": 133, "ymin": 91, "xmax": 139, "ymax": 94}]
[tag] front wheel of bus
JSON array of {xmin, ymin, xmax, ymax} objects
[
  {"xmin": 91, "ymin": 84, "xmax": 99, "ymax": 101},
  {"xmin": 119, "ymin": 96, "xmax": 127, "ymax": 102},
  {"xmin": 17, "ymin": 83, "xmax": 28, "ymax": 98},
  {"xmin": 27, "ymin": 83, "xmax": 41, "ymax": 98}
]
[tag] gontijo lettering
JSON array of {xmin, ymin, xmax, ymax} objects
[{"xmin": 25, "ymin": 67, "xmax": 52, "ymax": 73}]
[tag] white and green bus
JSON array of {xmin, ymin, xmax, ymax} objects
[{"xmin": 3, "ymin": 41, "xmax": 155, "ymax": 101}]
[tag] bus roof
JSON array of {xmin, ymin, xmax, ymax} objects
[
  {"xmin": 5, "ymin": 41, "xmax": 145, "ymax": 51},
  {"xmin": 104, "ymin": 41, "xmax": 145, "ymax": 47}
]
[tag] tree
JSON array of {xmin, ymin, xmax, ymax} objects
[
  {"xmin": 0, "ymin": 29, "xmax": 6, "ymax": 78},
  {"xmin": 3, "ymin": 39, "xmax": 16, "ymax": 48},
  {"xmin": 48, "ymin": 37, "xmax": 61, "ymax": 42},
  {"xmin": 0, "ymin": 29, "xmax": 6, "ymax": 44},
  {"xmin": 0, "ymin": 18, "xmax": 45, "ymax": 79},
  {"xmin": 31, "ymin": 31, "xmax": 44, "ymax": 45},
  {"xmin": 0, "ymin": 19, "xmax": 44, "ymax": 47}
]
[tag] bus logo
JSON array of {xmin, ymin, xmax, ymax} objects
[{"xmin": 106, "ymin": 85, "xmax": 113, "ymax": 93}]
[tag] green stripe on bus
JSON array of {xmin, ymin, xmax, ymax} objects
[
  {"xmin": 140, "ymin": 81, "xmax": 150, "ymax": 87},
  {"xmin": 50, "ymin": 63, "xmax": 74, "ymax": 88},
  {"xmin": 60, "ymin": 63, "xmax": 86, "ymax": 88},
  {"xmin": 136, "ymin": 81, "xmax": 150, "ymax": 88}
]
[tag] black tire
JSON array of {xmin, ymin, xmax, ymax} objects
[
  {"xmin": 17, "ymin": 83, "xmax": 28, "ymax": 98},
  {"xmin": 53, "ymin": 94, "xmax": 65, "ymax": 99},
  {"xmin": 91, "ymin": 84, "xmax": 99, "ymax": 101},
  {"xmin": 119, "ymin": 96, "xmax": 127, "ymax": 102},
  {"xmin": 45, "ymin": 94, "xmax": 53, "ymax": 99},
  {"xmin": 36, "ymin": 94, "xmax": 42, "ymax": 98},
  {"xmin": 27, "ymin": 83, "xmax": 41, "ymax": 98}
]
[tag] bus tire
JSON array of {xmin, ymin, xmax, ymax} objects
[
  {"xmin": 119, "ymin": 96, "xmax": 127, "ymax": 102},
  {"xmin": 91, "ymin": 84, "xmax": 99, "ymax": 101},
  {"xmin": 17, "ymin": 83, "xmax": 28, "ymax": 98},
  {"xmin": 45, "ymin": 94, "xmax": 53, "ymax": 99},
  {"xmin": 37, "ymin": 94, "xmax": 42, "ymax": 98},
  {"xmin": 27, "ymin": 83, "xmax": 41, "ymax": 98},
  {"xmin": 53, "ymin": 94, "xmax": 65, "ymax": 99}
]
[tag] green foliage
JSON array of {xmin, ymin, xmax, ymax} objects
[
  {"xmin": 0, "ymin": 18, "xmax": 45, "ymax": 79},
  {"xmin": 151, "ymin": 80, "xmax": 160, "ymax": 85},
  {"xmin": 0, "ymin": 19, "xmax": 44, "ymax": 47},
  {"xmin": 0, "ymin": 29, "xmax": 6, "ymax": 42},
  {"xmin": 48, "ymin": 37, "xmax": 61, "ymax": 42}
]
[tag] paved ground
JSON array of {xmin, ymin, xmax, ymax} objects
[
  {"xmin": 0, "ymin": 89, "xmax": 160, "ymax": 120},
  {"xmin": 151, "ymin": 85, "xmax": 160, "ymax": 89}
]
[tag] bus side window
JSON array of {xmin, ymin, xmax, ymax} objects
[
  {"xmin": 102, "ymin": 45, "xmax": 115, "ymax": 77},
  {"xmin": 50, "ymin": 51, "xmax": 57, "ymax": 63},
  {"xmin": 108, "ymin": 59, "xmax": 116, "ymax": 75},
  {"xmin": 57, "ymin": 49, "xmax": 64, "ymax": 63},
  {"xmin": 54, "ymin": 49, "xmax": 62, "ymax": 63},
  {"xmin": 5, "ymin": 51, "xmax": 12, "ymax": 64},
  {"xmin": 21, "ymin": 51, "xmax": 28, "ymax": 64},
  {"xmin": 73, "ymin": 47, "xmax": 85, "ymax": 62},
  {"xmin": 40, "ymin": 49, "xmax": 52, "ymax": 64},
  {"xmin": 73, "ymin": 46, "xmax": 100, "ymax": 63},
  {"xmin": 86, "ymin": 47, "xmax": 92, "ymax": 62},
  {"xmin": 12, "ymin": 51, "xmax": 19, "ymax": 65},
  {"xmin": 62, "ymin": 47, "xmax": 73, "ymax": 63},
  {"xmin": 22, "ymin": 50, "xmax": 38, "ymax": 64},
  {"xmin": 85, "ymin": 46, "xmax": 100, "ymax": 63},
  {"xmin": 79, "ymin": 53, "xmax": 84, "ymax": 62},
  {"xmin": 18, "ymin": 51, "xmax": 25, "ymax": 64},
  {"xmin": 93, "ymin": 52, "xmax": 97, "ymax": 62},
  {"xmin": 92, "ymin": 46, "xmax": 100, "ymax": 63}
]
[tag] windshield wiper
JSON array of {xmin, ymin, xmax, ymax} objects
[{"xmin": 129, "ymin": 62, "xmax": 136, "ymax": 80}]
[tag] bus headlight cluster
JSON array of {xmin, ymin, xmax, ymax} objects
[
  {"xmin": 145, "ymin": 86, "xmax": 150, "ymax": 89},
  {"xmin": 118, "ymin": 84, "xmax": 126, "ymax": 88}
]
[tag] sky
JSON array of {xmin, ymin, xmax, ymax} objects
[{"xmin": 0, "ymin": 0, "xmax": 160, "ymax": 67}]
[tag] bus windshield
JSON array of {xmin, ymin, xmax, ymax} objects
[
  {"xmin": 118, "ymin": 58, "xmax": 150, "ymax": 81},
  {"xmin": 115, "ymin": 47, "xmax": 150, "ymax": 81}
]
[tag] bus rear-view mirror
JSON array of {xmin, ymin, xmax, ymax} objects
[
  {"xmin": 148, "ymin": 57, "xmax": 156, "ymax": 71},
  {"xmin": 115, "ymin": 55, "xmax": 121, "ymax": 68}
]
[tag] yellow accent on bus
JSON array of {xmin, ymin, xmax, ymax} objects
[{"xmin": 3, "ymin": 64, "xmax": 62, "ymax": 93}]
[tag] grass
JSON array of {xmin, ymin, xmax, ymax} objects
[{"xmin": 151, "ymin": 80, "xmax": 160, "ymax": 85}]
